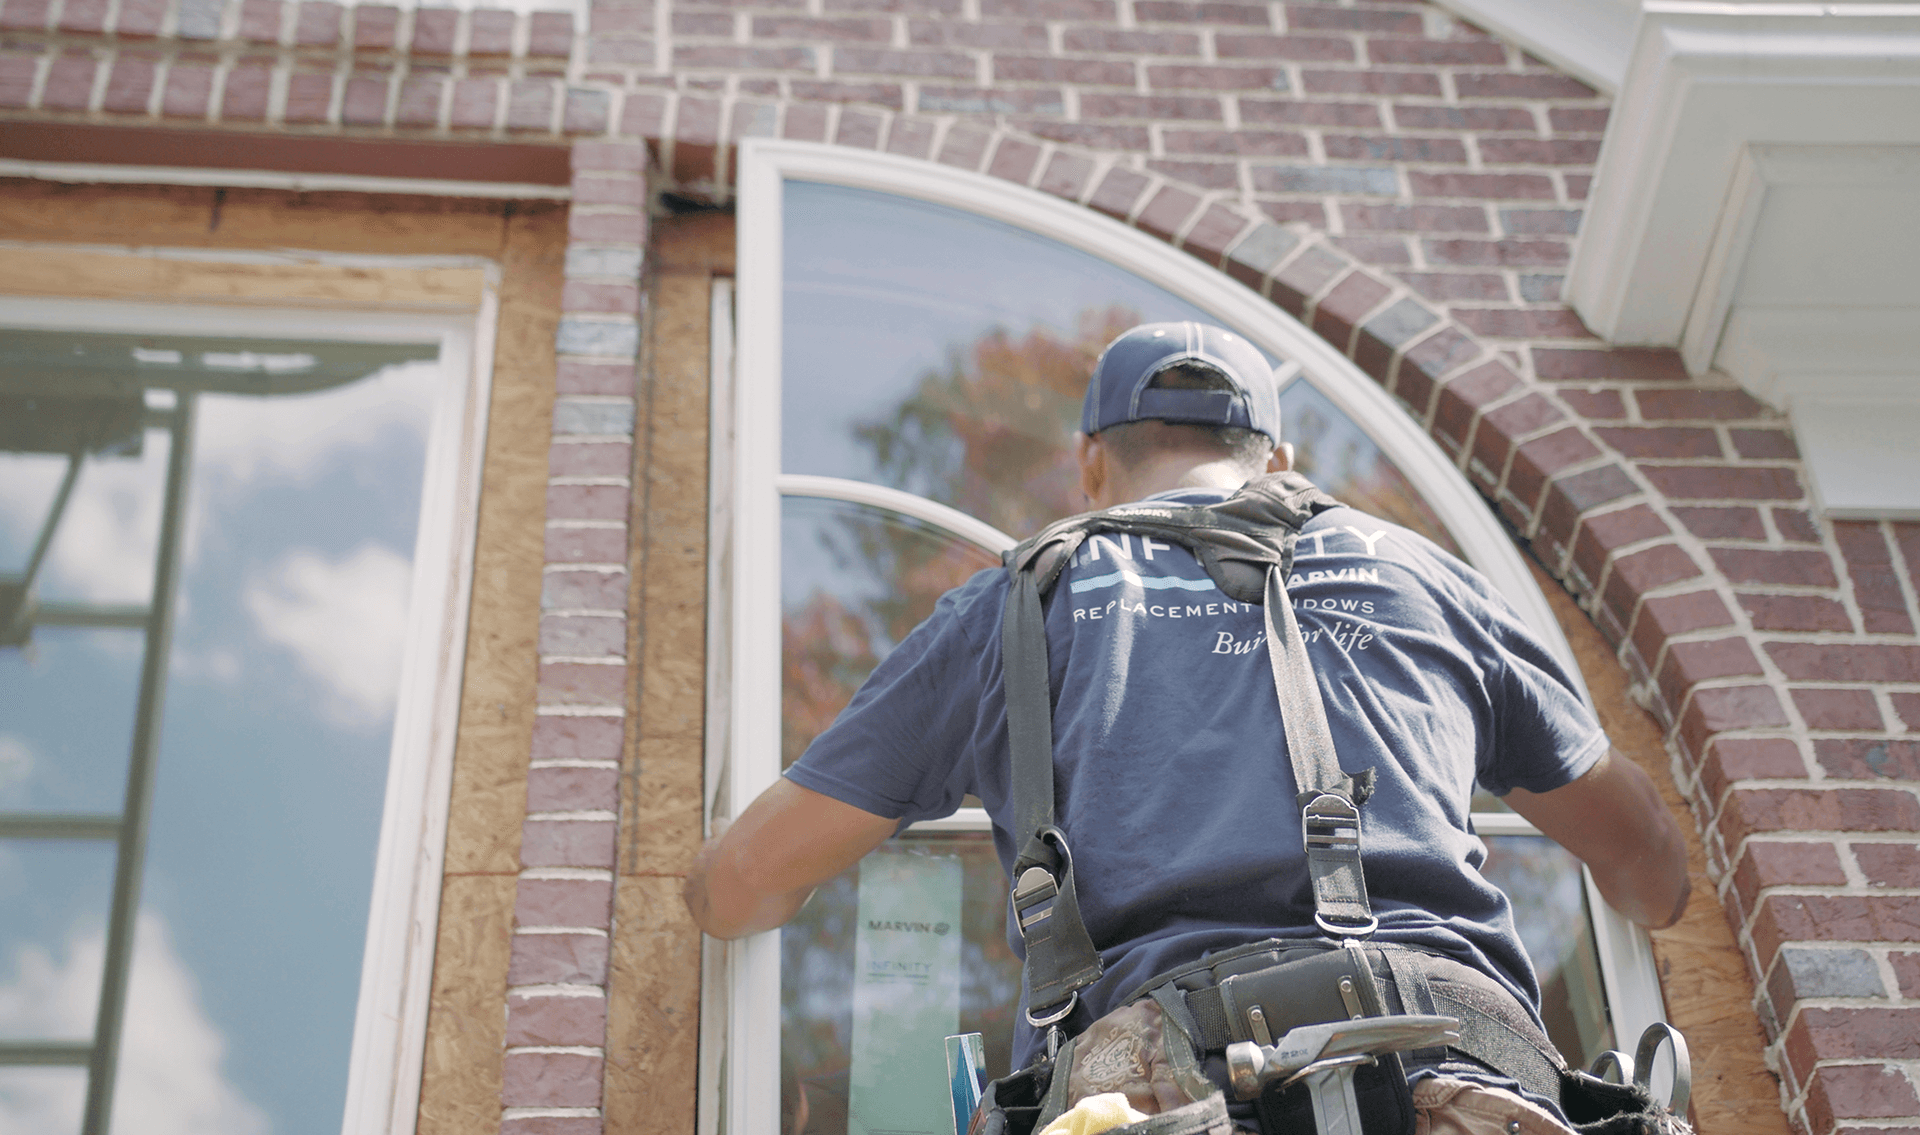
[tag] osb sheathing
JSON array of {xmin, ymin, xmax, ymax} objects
[
  {"xmin": 1532, "ymin": 560, "xmax": 1784, "ymax": 1135},
  {"xmin": 0, "ymin": 179, "xmax": 566, "ymax": 1134},
  {"xmin": 603, "ymin": 211, "xmax": 731, "ymax": 1135}
]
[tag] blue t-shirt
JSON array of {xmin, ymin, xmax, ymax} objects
[{"xmin": 787, "ymin": 488, "xmax": 1607, "ymax": 1066}]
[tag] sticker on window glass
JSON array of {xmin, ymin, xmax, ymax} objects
[{"xmin": 848, "ymin": 850, "xmax": 963, "ymax": 1135}]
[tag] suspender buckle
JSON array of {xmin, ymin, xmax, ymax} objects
[
  {"xmin": 1012, "ymin": 865, "xmax": 1060, "ymax": 939},
  {"xmin": 1302, "ymin": 794, "xmax": 1379, "ymax": 938}
]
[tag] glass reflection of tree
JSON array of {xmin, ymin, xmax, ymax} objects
[{"xmin": 1280, "ymin": 384, "xmax": 1460, "ymax": 555}]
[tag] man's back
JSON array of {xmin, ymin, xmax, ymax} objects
[{"xmin": 786, "ymin": 486, "xmax": 1607, "ymax": 1066}]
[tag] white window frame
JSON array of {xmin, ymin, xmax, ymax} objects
[
  {"xmin": 711, "ymin": 138, "xmax": 1664, "ymax": 1134},
  {"xmin": 0, "ymin": 276, "xmax": 497, "ymax": 1135}
]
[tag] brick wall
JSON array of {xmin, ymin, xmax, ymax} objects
[{"xmin": 4, "ymin": 0, "xmax": 1915, "ymax": 1133}]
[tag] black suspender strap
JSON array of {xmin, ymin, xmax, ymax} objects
[
  {"xmin": 1003, "ymin": 567, "xmax": 1105, "ymax": 1028},
  {"xmin": 1262, "ymin": 566, "xmax": 1377, "ymax": 937}
]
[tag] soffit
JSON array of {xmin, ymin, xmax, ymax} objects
[{"xmin": 1428, "ymin": 0, "xmax": 1640, "ymax": 92}]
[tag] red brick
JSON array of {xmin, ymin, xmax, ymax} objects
[
  {"xmin": 506, "ymin": 80, "xmax": 555, "ymax": 132},
  {"xmin": 528, "ymin": 11, "xmax": 573, "ymax": 56},
  {"xmin": 1709, "ymin": 548, "xmax": 1836, "ymax": 587},
  {"xmin": 1677, "ymin": 684, "xmax": 1784, "ymax": 761},
  {"xmin": 1401, "ymin": 273, "xmax": 1508, "ymax": 303},
  {"xmin": 463, "ymin": 8, "xmax": 511, "ymax": 54},
  {"xmin": 1148, "ymin": 155, "xmax": 1240, "ymax": 190},
  {"xmin": 530, "ymin": 714, "xmax": 623, "ymax": 761},
  {"xmin": 341, "ymin": 75, "xmax": 387, "ymax": 126},
  {"xmin": 508, "ymin": 992, "xmax": 608, "ymax": 1047},
  {"xmin": 1549, "ymin": 107, "xmax": 1609, "ymax": 132},
  {"xmin": 509, "ymin": 932, "xmax": 609, "ymax": 986},
  {"xmin": 1324, "ymin": 134, "xmax": 1468, "ymax": 163},
  {"xmin": 353, "ymin": 5, "xmax": 397, "ymax": 50},
  {"xmin": 38, "ymin": 53, "xmax": 96, "ymax": 111},
  {"xmin": 1366, "ymin": 37, "xmax": 1506, "ymax": 65},
  {"xmin": 0, "ymin": 52, "xmax": 37, "ymax": 109},
  {"xmin": 1786, "ymin": 1007, "xmax": 1920, "ymax": 1110},
  {"xmin": 1038, "ymin": 151, "xmax": 1096, "ymax": 200},
  {"xmin": 1792, "ymin": 688, "xmax": 1883, "ymax": 731},
  {"xmin": 677, "ymin": 44, "xmax": 816, "ymax": 70},
  {"xmin": 394, "ymin": 75, "xmax": 443, "ymax": 127},
  {"xmin": 1164, "ymin": 128, "xmax": 1308, "ymax": 157},
  {"xmin": 1893, "ymin": 692, "xmax": 1920, "ymax": 732},
  {"xmin": 1393, "ymin": 104, "xmax": 1534, "ymax": 131},
  {"xmin": 1537, "ymin": 462, "xmax": 1639, "ymax": 552},
  {"xmin": 1699, "ymin": 737, "xmax": 1807, "ymax": 804},
  {"xmin": 1351, "ymin": 297, "xmax": 1440, "ymax": 384},
  {"xmin": 1241, "ymin": 99, "xmax": 1381, "ymax": 127},
  {"xmin": 1135, "ymin": 0, "xmax": 1264, "ymax": 23},
  {"xmin": 587, "ymin": 39, "xmax": 658, "ymax": 67},
  {"xmin": 1014, "ymin": 119, "xmax": 1152, "ymax": 150},
  {"xmin": 1729, "ymin": 429, "xmax": 1798, "ymax": 459},
  {"xmin": 936, "ymin": 124, "xmax": 990, "ymax": 170},
  {"xmin": 1079, "ymin": 92, "xmax": 1222, "ymax": 120},
  {"xmin": 547, "ymin": 484, "xmax": 629, "ymax": 524},
  {"xmin": 502, "ymin": 1052, "xmax": 605, "ymax": 1108},
  {"xmin": 101, "ymin": 55, "xmax": 156, "ymax": 113},
  {"xmin": 1331, "ymin": 235, "xmax": 1410, "ymax": 268},
  {"xmin": 1854, "ymin": 843, "xmax": 1920, "ymax": 887},
  {"xmin": 1536, "ymin": 349, "xmax": 1690, "ymax": 384},
  {"xmin": 1593, "ymin": 427, "xmax": 1721, "ymax": 460},
  {"xmin": 1627, "ymin": 590, "xmax": 1733, "ymax": 670},
  {"xmin": 911, "ymin": 18, "xmax": 1047, "ymax": 48},
  {"xmin": 1062, "ymin": 27, "xmax": 1199, "ymax": 53},
  {"xmin": 561, "ymin": 281, "xmax": 641, "ymax": 316},
  {"xmin": 1834, "ymin": 522, "xmax": 1912, "ymax": 634},
  {"xmin": 1470, "ymin": 391, "xmax": 1564, "ymax": 487},
  {"xmin": 1453, "ymin": 308, "xmax": 1589, "ymax": 339},
  {"xmin": 1396, "ymin": 326, "xmax": 1482, "ymax": 407},
  {"xmin": 1637, "ymin": 465, "xmax": 1802, "ymax": 503},
  {"xmin": 1504, "ymin": 428, "xmax": 1601, "ymax": 522},
  {"xmin": 236, "ymin": 0, "xmax": 281, "ymax": 41},
  {"xmin": 1079, "ymin": 165, "xmax": 1145, "ymax": 221},
  {"xmin": 527, "ymin": 765, "xmax": 620, "ymax": 814},
  {"xmin": 1896, "ymin": 952, "xmax": 1920, "ymax": 997},
  {"xmin": 114, "ymin": 0, "xmax": 164, "ymax": 35},
  {"xmin": 56, "ymin": 0, "xmax": 106, "ymax": 33},
  {"xmin": 981, "ymin": 0, "xmax": 1109, "ymax": 16},
  {"xmin": 282, "ymin": 71, "xmax": 333, "ymax": 124},
  {"xmin": 1001, "ymin": 55, "xmax": 1136, "ymax": 85},
  {"xmin": 1256, "ymin": 201, "xmax": 1328, "ymax": 227},
  {"xmin": 1634, "ymin": 386, "xmax": 1768, "ymax": 419},
  {"xmin": 1455, "ymin": 72, "xmax": 1597, "ymax": 99},
  {"xmin": 1659, "ymin": 637, "xmax": 1763, "ymax": 710},
  {"xmin": 755, "ymin": 14, "xmax": 890, "ymax": 39},
  {"xmin": 1181, "ymin": 204, "xmax": 1251, "ymax": 264},
  {"xmin": 1311, "ymin": 272, "xmax": 1391, "ymax": 351},
  {"xmin": 411, "ymin": 7, "xmax": 456, "ymax": 53},
  {"xmin": 1135, "ymin": 185, "xmax": 1203, "ymax": 242},
  {"xmin": 1421, "ymin": 239, "xmax": 1570, "ymax": 268},
  {"xmin": 1805, "ymin": 1063, "xmax": 1920, "ymax": 1133},
  {"xmin": 521, "ymin": 819, "xmax": 617, "ymax": 868},
  {"xmin": 1815, "ymin": 739, "xmax": 1920, "ymax": 782},
  {"xmin": 563, "ymin": 89, "xmax": 611, "ymax": 135},
  {"xmin": 1477, "ymin": 138, "xmax": 1601, "ymax": 165},
  {"xmin": 1302, "ymin": 69, "xmax": 1441, "ymax": 96},
  {"xmin": 545, "ymin": 526, "xmax": 628, "ymax": 564},
  {"xmin": 1284, "ymin": 3, "xmax": 1419, "ymax": 32},
  {"xmin": 1772, "ymin": 644, "xmax": 1920, "ymax": 684},
  {"xmin": 782, "ymin": 102, "xmax": 828, "ymax": 141},
  {"xmin": 1734, "ymin": 842, "xmax": 1848, "ymax": 910},
  {"xmin": 294, "ymin": 1, "xmax": 340, "ymax": 46},
  {"xmin": 1431, "ymin": 360, "xmax": 1519, "ymax": 452},
  {"xmin": 538, "ymin": 661, "xmax": 625, "ymax": 707},
  {"xmin": 1672, "ymin": 506, "xmax": 1764, "ymax": 540},
  {"xmin": 1740, "ymin": 594, "xmax": 1849, "ymax": 632},
  {"xmin": 549, "ymin": 441, "xmax": 632, "ymax": 480},
  {"xmin": 161, "ymin": 64, "xmax": 214, "ymax": 118},
  {"xmin": 1572, "ymin": 504, "xmax": 1670, "ymax": 592},
  {"xmin": 1557, "ymin": 388, "xmax": 1624, "ymax": 420},
  {"xmin": 1409, "ymin": 172, "xmax": 1556, "ymax": 201},
  {"xmin": 515, "ymin": 877, "xmax": 615, "ymax": 929},
  {"xmin": 541, "ymin": 562, "xmax": 627, "ymax": 605},
  {"xmin": 1214, "ymin": 33, "xmax": 1355, "ymax": 61},
  {"xmin": 1343, "ymin": 204, "xmax": 1488, "ymax": 233},
  {"xmin": 1724, "ymin": 789, "xmax": 1920, "ymax": 848},
  {"xmin": 1267, "ymin": 246, "xmax": 1346, "ymax": 317}
]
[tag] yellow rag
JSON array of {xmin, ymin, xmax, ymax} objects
[{"xmin": 1035, "ymin": 1093, "xmax": 1149, "ymax": 1135}]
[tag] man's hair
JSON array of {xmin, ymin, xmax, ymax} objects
[{"xmin": 1097, "ymin": 363, "xmax": 1275, "ymax": 475}]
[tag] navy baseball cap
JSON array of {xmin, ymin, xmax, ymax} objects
[{"xmin": 1080, "ymin": 321, "xmax": 1290, "ymax": 443}]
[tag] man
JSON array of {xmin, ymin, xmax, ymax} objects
[{"xmin": 684, "ymin": 321, "xmax": 1688, "ymax": 1132}]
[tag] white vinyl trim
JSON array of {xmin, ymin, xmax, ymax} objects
[
  {"xmin": 724, "ymin": 140, "xmax": 1662, "ymax": 1131},
  {"xmin": 0, "ymin": 276, "xmax": 494, "ymax": 1135},
  {"xmin": 778, "ymin": 474, "xmax": 1018, "ymax": 555}
]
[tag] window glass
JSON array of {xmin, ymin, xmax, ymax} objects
[
  {"xmin": 0, "ymin": 329, "xmax": 441, "ymax": 1134},
  {"xmin": 1482, "ymin": 835, "xmax": 1611, "ymax": 1069}
]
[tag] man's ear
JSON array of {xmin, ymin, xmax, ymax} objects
[
  {"xmin": 1266, "ymin": 442, "xmax": 1295, "ymax": 473},
  {"xmin": 1076, "ymin": 432, "xmax": 1105, "ymax": 507}
]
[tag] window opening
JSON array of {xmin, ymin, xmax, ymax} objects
[
  {"xmin": 725, "ymin": 141, "xmax": 1661, "ymax": 1135},
  {"xmin": 0, "ymin": 325, "xmax": 445, "ymax": 1135}
]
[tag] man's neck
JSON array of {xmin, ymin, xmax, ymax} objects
[{"xmin": 1112, "ymin": 456, "xmax": 1251, "ymax": 504}]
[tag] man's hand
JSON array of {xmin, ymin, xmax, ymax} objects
[
  {"xmin": 1504, "ymin": 747, "xmax": 1691, "ymax": 929},
  {"xmin": 682, "ymin": 778, "xmax": 899, "ymax": 939}
]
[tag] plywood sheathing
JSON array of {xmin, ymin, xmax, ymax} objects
[
  {"xmin": 1531, "ymin": 558, "xmax": 1787, "ymax": 1135},
  {"xmin": 421, "ymin": 204, "xmax": 566, "ymax": 1132},
  {"xmin": 603, "ymin": 211, "xmax": 732, "ymax": 1135}
]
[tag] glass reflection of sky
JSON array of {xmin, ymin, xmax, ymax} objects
[
  {"xmin": 0, "ymin": 344, "xmax": 438, "ymax": 1135},
  {"xmin": 783, "ymin": 181, "xmax": 1456, "ymax": 551}
]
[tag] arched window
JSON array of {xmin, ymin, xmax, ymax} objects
[{"xmin": 712, "ymin": 139, "xmax": 1663, "ymax": 1135}]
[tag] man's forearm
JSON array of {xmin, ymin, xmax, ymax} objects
[{"xmin": 683, "ymin": 831, "xmax": 815, "ymax": 939}]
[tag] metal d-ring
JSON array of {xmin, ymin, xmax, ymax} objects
[
  {"xmin": 1588, "ymin": 1049, "xmax": 1635, "ymax": 1085},
  {"xmin": 1633, "ymin": 1022, "xmax": 1692, "ymax": 1117}
]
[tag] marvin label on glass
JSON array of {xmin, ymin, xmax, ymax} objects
[{"xmin": 848, "ymin": 850, "xmax": 963, "ymax": 1135}]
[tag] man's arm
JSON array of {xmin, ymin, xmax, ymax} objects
[
  {"xmin": 683, "ymin": 778, "xmax": 900, "ymax": 939},
  {"xmin": 1503, "ymin": 747, "xmax": 1691, "ymax": 929}
]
